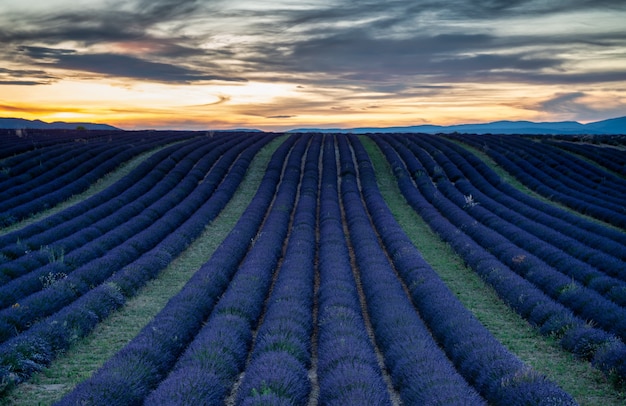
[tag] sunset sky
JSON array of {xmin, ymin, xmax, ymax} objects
[{"xmin": 1, "ymin": 0, "xmax": 625, "ymax": 131}]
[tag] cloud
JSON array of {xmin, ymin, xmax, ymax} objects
[
  {"xmin": 3, "ymin": 0, "xmax": 625, "ymax": 90},
  {"xmin": 434, "ymin": 0, "xmax": 626, "ymax": 19},
  {"xmin": 523, "ymin": 91, "xmax": 626, "ymax": 121},
  {"xmin": 17, "ymin": 46, "xmax": 244, "ymax": 83},
  {"xmin": 539, "ymin": 92, "xmax": 588, "ymax": 113},
  {"xmin": 187, "ymin": 95, "xmax": 232, "ymax": 107},
  {"xmin": 0, "ymin": 103, "xmax": 86, "ymax": 114},
  {"xmin": 0, "ymin": 66, "xmax": 57, "ymax": 85}
]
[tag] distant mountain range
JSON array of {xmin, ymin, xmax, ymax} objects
[
  {"xmin": 288, "ymin": 116, "xmax": 626, "ymax": 135},
  {"xmin": 2, "ymin": 116, "xmax": 625, "ymax": 134},
  {"xmin": 0, "ymin": 118, "xmax": 120, "ymax": 131}
]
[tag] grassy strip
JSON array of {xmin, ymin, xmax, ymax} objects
[
  {"xmin": 0, "ymin": 139, "xmax": 192, "ymax": 237},
  {"xmin": 0, "ymin": 135, "xmax": 286, "ymax": 406},
  {"xmin": 361, "ymin": 137, "xmax": 625, "ymax": 406}
]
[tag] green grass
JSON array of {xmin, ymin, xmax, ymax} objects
[
  {"xmin": 361, "ymin": 136, "xmax": 625, "ymax": 406},
  {"xmin": 0, "ymin": 136, "xmax": 286, "ymax": 406}
]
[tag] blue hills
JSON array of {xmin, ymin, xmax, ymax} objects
[
  {"xmin": 0, "ymin": 118, "xmax": 120, "ymax": 131},
  {"xmin": 288, "ymin": 115, "xmax": 626, "ymax": 135},
  {"xmin": 2, "ymin": 115, "xmax": 625, "ymax": 134}
]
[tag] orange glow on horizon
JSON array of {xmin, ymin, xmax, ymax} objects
[{"xmin": 1, "ymin": 77, "xmax": 624, "ymax": 131}]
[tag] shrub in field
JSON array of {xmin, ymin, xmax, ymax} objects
[
  {"xmin": 143, "ymin": 367, "xmax": 227, "ymax": 406},
  {"xmin": 592, "ymin": 339, "xmax": 626, "ymax": 387},
  {"xmin": 561, "ymin": 325, "xmax": 616, "ymax": 360},
  {"xmin": 237, "ymin": 352, "xmax": 310, "ymax": 405},
  {"xmin": 240, "ymin": 393, "xmax": 296, "ymax": 406},
  {"xmin": 319, "ymin": 360, "xmax": 392, "ymax": 406}
]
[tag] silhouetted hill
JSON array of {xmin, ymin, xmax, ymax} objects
[
  {"xmin": 289, "ymin": 116, "xmax": 626, "ymax": 135},
  {"xmin": 583, "ymin": 116, "xmax": 626, "ymax": 134},
  {"xmin": 0, "ymin": 118, "xmax": 120, "ymax": 131}
]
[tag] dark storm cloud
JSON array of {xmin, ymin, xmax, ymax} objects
[
  {"xmin": 1, "ymin": 0, "xmax": 625, "ymax": 89},
  {"xmin": 17, "ymin": 45, "xmax": 243, "ymax": 83},
  {"xmin": 284, "ymin": 31, "xmax": 556, "ymax": 77},
  {"xmin": 0, "ymin": 0, "xmax": 203, "ymax": 44},
  {"xmin": 246, "ymin": 27, "xmax": 623, "ymax": 91},
  {"xmin": 0, "ymin": 66, "xmax": 57, "ymax": 85},
  {"xmin": 0, "ymin": 0, "xmax": 217, "ymax": 83},
  {"xmin": 224, "ymin": 1, "xmax": 626, "ymax": 92}
]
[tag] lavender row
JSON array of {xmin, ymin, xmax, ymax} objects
[
  {"xmin": 54, "ymin": 134, "xmax": 294, "ymax": 404},
  {"xmin": 337, "ymin": 135, "xmax": 487, "ymax": 405},
  {"xmin": 478, "ymin": 135, "xmax": 626, "ymax": 203},
  {"xmin": 1, "ymin": 144, "xmax": 128, "ymax": 226},
  {"xmin": 1, "ymin": 142, "xmax": 87, "ymax": 190},
  {"xmin": 0, "ymin": 135, "xmax": 241, "ymax": 289},
  {"xmin": 0, "ymin": 132, "xmax": 199, "ymax": 251},
  {"xmin": 442, "ymin": 135, "xmax": 626, "ymax": 252},
  {"xmin": 422, "ymin": 135, "xmax": 626, "ymax": 267},
  {"xmin": 351, "ymin": 135, "xmax": 576, "ymax": 404},
  {"xmin": 380, "ymin": 135, "xmax": 616, "ymax": 340},
  {"xmin": 0, "ymin": 133, "xmax": 189, "ymax": 227},
  {"xmin": 390, "ymin": 135, "xmax": 626, "ymax": 341},
  {"xmin": 0, "ymin": 136, "xmax": 190, "ymax": 282},
  {"xmin": 0, "ymin": 135, "xmax": 245, "ymax": 285},
  {"xmin": 0, "ymin": 135, "xmax": 255, "ymax": 340},
  {"xmin": 1, "ymin": 137, "xmax": 127, "ymax": 197},
  {"xmin": 372, "ymin": 135, "xmax": 626, "ymax": 383},
  {"xmin": 452, "ymin": 134, "xmax": 626, "ymax": 228},
  {"xmin": 234, "ymin": 135, "xmax": 321, "ymax": 405},
  {"xmin": 0, "ymin": 136, "xmax": 218, "ymax": 314},
  {"xmin": 141, "ymin": 134, "xmax": 310, "ymax": 405},
  {"xmin": 405, "ymin": 135, "xmax": 626, "ymax": 301},
  {"xmin": 544, "ymin": 139, "xmax": 626, "ymax": 177},
  {"xmin": 514, "ymin": 136, "xmax": 626, "ymax": 200},
  {"xmin": 0, "ymin": 129, "xmax": 125, "ymax": 161},
  {"xmin": 477, "ymin": 134, "xmax": 626, "ymax": 223},
  {"xmin": 313, "ymin": 135, "xmax": 393, "ymax": 405},
  {"xmin": 0, "ymin": 134, "xmax": 275, "ymax": 393}
]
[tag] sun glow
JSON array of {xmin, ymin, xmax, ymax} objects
[{"xmin": 3, "ymin": 75, "xmax": 609, "ymax": 130}]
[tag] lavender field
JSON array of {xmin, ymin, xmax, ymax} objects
[{"xmin": 0, "ymin": 130, "xmax": 625, "ymax": 405}]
